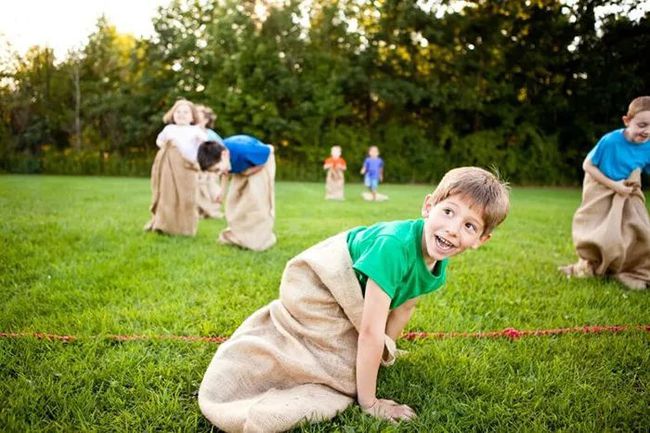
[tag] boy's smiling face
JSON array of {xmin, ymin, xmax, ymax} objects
[
  {"xmin": 623, "ymin": 110, "xmax": 650, "ymax": 144},
  {"xmin": 421, "ymin": 194, "xmax": 491, "ymax": 264}
]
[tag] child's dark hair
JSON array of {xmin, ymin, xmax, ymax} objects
[{"xmin": 198, "ymin": 141, "xmax": 226, "ymax": 171}]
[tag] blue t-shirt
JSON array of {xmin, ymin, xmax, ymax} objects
[
  {"xmin": 363, "ymin": 157, "xmax": 384, "ymax": 179},
  {"xmin": 206, "ymin": 128, "xmax": 224, "ymax": 144},
  {"xmin": 587, "ymin": 129, "xmax": 650, "ymax": 181},
  {"xmin": 222, "ymin": 135, "xmax": 271, "ymax": 174}
]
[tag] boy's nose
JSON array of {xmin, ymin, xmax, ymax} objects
[{"xmin": 445, "ymin": 226, "xmax": 459, "ymax": 238}]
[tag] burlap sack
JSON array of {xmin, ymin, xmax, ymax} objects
[
  {"xmin": 144, "ymin": 142, "xmax": 200, "ymax": 236},
  {"xmin": 198, "ymin": 232, "xmax": 396, "ymax": 433},
  {"xmin": 563, "ymin": 169, "xmax": 650, "ymax": 289},
  {"xmin": 325, "ymin": 168, "xmax": 345, "ymax": 200},
  {"xmin": 219, "ymin": 147, "xmax": 276, "ymax": 251},
  {"xmin": 197, "ymin": 171, "xmax": 224, "ymax": 219}
]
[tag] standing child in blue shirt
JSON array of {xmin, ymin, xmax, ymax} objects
[
  {"xmin": 560, "ymin": 96, "xmax": 650, "ymax": 290},
  {"xmin": 361, "ymin": 145, "xmax": 384, "ymax": 201},
  {"xmin": 198, "ymin": 167, "xmax": 510, "ymax": 431}
]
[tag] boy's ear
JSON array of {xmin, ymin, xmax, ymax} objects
[
  {"xmin": 421, "ymin": 194, "xmax": 434, "ymax": 218},
  {"xmin": 622, "ymin": 115, "xmax": 631, "ymax": 126},
  {"xmin": 472, "ymin": 233, "xmax": 492, "ymax": 249}
]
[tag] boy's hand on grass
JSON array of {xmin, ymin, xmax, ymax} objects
[{"xmin": 361, "ymin": 398, "xmax": 416, "ymax": 422}]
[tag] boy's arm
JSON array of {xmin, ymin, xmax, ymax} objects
[
  {"xmin": 582, "ymin": 157, "xmax": 633, "ymax": 195},
  {"xmin": 241, "ymin": 165, "xmax": 265, "ymax": 176},
  {"xmin": 379, "ymin": 167, "xmax": 384, "ymax": 182},
  {"xmin": 385, "ymin": 298, "xmax": 417, "ymax": 342},
  {"xmin": 216, "ymin": 173, "xmax": 229, "ymax": 203},
  {"xmin": 356, "ymin": 279, "xmax": 415, "ymax": 421}
]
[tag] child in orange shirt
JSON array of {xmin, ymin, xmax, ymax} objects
[{"xmin": 324, "ymin": 145, "xmax": 347, "ymax": 200}]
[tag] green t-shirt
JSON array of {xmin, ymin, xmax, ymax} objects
[{"xmin": 346, "ymin": 219, "xmax": 448, "ymax": 309}]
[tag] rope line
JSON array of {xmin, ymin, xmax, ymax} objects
[{"xmin": 1, "ymin": 325, "xmax": 648, "ymax": 345}]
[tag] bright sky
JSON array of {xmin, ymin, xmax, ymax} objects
[
  {"xmin": 1, "ymin": 0, "xmax": 649, "ymax": 62},
  {"xmin": 0, "ymin": 0, "xmax": 170, "ymax": 59}
]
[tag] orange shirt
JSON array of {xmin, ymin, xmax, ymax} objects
[{"xmin": 324, "ymin": 157, "xmax": 347, "ymax": 170}]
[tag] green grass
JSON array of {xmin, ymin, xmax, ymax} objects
[{"xmin": 0, "ymin": 175, "xmax": 648, "ymax": 432}]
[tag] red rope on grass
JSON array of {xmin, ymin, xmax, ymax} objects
[
  {"xmin": 1, "ymin": 325, "xmax": 648, "ymax": 345},
  {"xmin": 402, "ymin": 324, "xmax": 647, "ymax": 341}
]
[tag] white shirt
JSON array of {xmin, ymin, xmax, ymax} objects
[{"xmin": 156, "ymin": 124, "xmax": 208, "ymax": 162}]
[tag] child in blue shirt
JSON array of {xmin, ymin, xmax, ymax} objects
[
  {"xmin": 198, "ymin": 135, "xmax": 277, "ymax": 251},
  {"xmin": 361, "ymin": 146, "xmax": 384, "ymax": 201},
  {"xmin": 561, "ymin": 96, "xmax": 650, "ymax": 289}
]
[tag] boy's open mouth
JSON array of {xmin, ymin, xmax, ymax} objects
[{"xmin": 435, "ymin": 234, "xmax": 455, "ymax": 251}]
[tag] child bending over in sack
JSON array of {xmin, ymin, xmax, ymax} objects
[
  {"xmin": 560, "ymin": 96, "xmax": 650, "ymax": 290},
  {"xmin": 144, "ymin": 99, "xmax": 207, "ymax": 236},
  {"xmin": 198, "ymin": 166, "xmax": 509, "ymax": 432},
  {"xmin": 198, "ymin": 135, "xmax": 276, "ymax": 251}
]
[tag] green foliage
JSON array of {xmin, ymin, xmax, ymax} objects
[
  {"xmin": 0, "ymin": 176, "xmax": 649, "ymax": 431},
  {"xmin": 0, "ymin": 1, "xmax": 649, "ymax": 184}
]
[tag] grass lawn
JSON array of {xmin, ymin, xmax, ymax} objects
[{"xmin": 0, "ymin": 175, "xmax": 648, "ymax": 432}]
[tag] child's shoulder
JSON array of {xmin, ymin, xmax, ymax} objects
[
  {"xmin": 599, "ymin": 128, "xmax": 625, "ymax": 142},
  {"xmin": 350, "ymin": 219, "xmax": 420, "ymax": 245}
]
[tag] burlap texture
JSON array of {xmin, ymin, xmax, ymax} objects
[
  {"xmin": 219, "ymin": 148, "xmax": 276, "ymax": 251},
  {"xmin": 325, "ymin": 169, "xmax": 345, "ymax": 200},
  {"xmin": 199, "ymin": 233, "xmax": 396, "ymax": 433},
  {"xmin": 144, "ymin": 142, "xmax": 200, "ymax": 236},
  {"xmin": 565, "ymin": 169, "xmax": 650, "ymax": 288},
  {"xmin": 197, "ymin": 171, "xmax": 224, "ymax": 219}
]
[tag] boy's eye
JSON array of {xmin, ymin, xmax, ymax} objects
[
  {"xmin": 465, "ymin": 223, "xmax": 476, "ymax": 232},
  {"xmin": 443, "ymin": 208, "xmax": 452, "ymax": 215}
]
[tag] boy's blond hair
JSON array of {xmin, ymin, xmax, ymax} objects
[
  {"xmin": 162, "ymin": 99, "xmax": 198, "ymax": 124},
  {"xmin": 627, "ymin": 96, "xmax": 650, "ymax": 117},
  {"xmin": 431, "ymin": 167, "xmax": 510, "ymax": 235},
  {"xmin": 196, "ymin": 104, "xmax": 217, "ymax": 128}
]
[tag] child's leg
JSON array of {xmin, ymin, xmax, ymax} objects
[{"xmin": 370, "ymin": 178, "xmax": 378, "ymax": 200}]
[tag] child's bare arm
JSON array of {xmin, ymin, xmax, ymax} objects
[
  {"xmin": 356, "ymin": 279, "xmax": 416, "ymax": 421},
  {"xmin": 241, "ymin": 165, "xmax": 265, "ymax": 176},
  {"xmin": 385, "ymin": 298, "xmax": 417, "ymax": 342},
  {"xmin": 215, "ymin": 174, "xmax": 229, "ymax": 203},
  {"xmin": 583, "ymin": 157, "xmax": 633, "ymax": 195}
]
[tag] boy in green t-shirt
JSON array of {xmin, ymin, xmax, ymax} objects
[{"xmin": 199, "ymin": 167, "xmax": 510, "ymax": 432}]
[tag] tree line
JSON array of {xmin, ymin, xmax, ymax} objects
[{"xmin": 0, "ymin": 0, "xmax": 648, "ymax": 184}]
